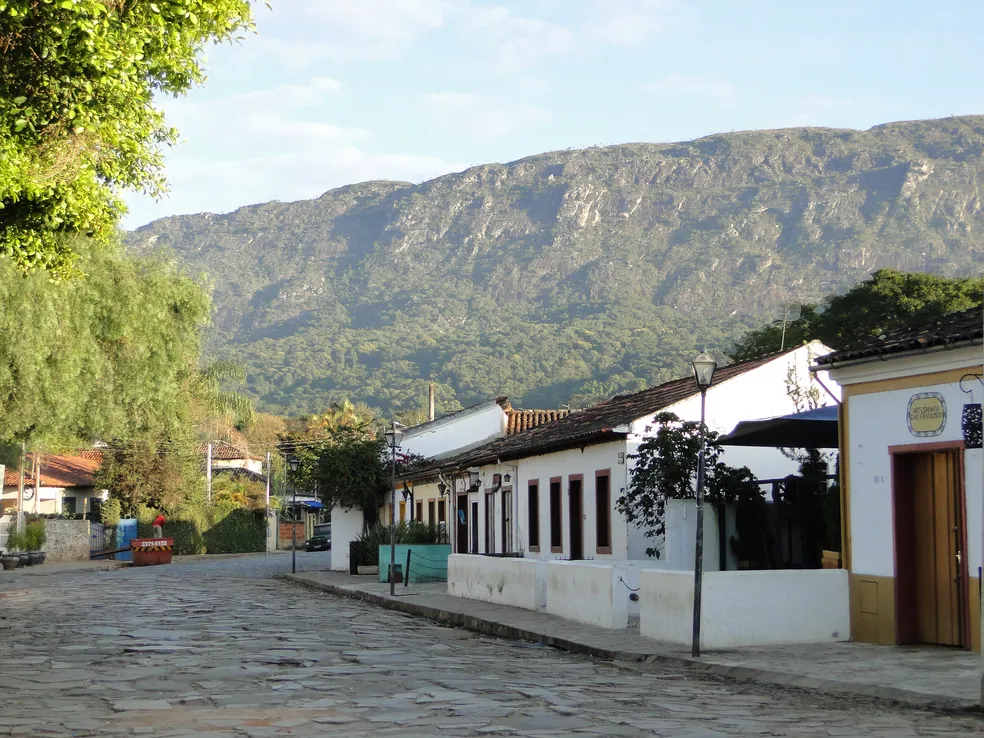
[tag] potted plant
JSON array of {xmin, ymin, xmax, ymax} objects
[
  {"xmin": 25, "ymin": 521, "xmax": 46, "ymax": 565},
  {"xmin": 0, "ymin": 548, "xmax": 17, "ymax": 570},
  {"xmin": 5, "ymin": 528, "xmax": 28, "ymax": 567}
]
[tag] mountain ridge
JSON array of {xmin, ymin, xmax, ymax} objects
[{"xmin": 128, "ymin": 115, "xmax": 984, "ymax": 417}]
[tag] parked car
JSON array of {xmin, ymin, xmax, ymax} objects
[{"xmin": 305, "ymin": 535, "xmax": 331, "ymax": 552}]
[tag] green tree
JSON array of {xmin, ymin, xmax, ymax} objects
[
  {"xmin": 95, "ymin": 437, "xmax": 204, "ymax": 516},
  {"xmin": 616, "ymin": 412, "xmax": 759, "ymax": 558},
  {"xmin": 0, "ymin": 238, "xmax": 211, "ymax": 448},
  {"xmin": 0, "ymin": 0, "xmax": 257, "ymax": 276},
  {"xmin": 729, "ymin": 270, "xmax": 984, "ymax": 360}
]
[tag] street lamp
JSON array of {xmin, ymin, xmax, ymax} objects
[
  {"xmin": 384, "ymin": 421, "xmax": 406, "ymax": 595},
  {"xmin": 690, "ymin": 350, "xmax": 716, "ymax": 658},
  {"xmin": 288, "ymin": 455, "xmax": 300, "ymax": 575}
]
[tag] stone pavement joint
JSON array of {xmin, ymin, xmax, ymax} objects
[{"xmin": 286, "ymin": 570, "xmax": 983, "ymax": 713}]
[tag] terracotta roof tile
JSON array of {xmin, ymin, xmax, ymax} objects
[
  {"xmin": 2, "ymin": 451, "xmax": 102, "ymax": 489},
  {"xmin": 194, "ymin": 441, "xmax": 261, "ymax": 461},
  {"xmin": 505, "ymin": 409, "xmax": 571, "ymax": 435},
  {"xmin": 816, "ymin": 304, "xmax": 984, "ymax": 367}
]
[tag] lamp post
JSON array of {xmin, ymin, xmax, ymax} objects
[
  {"xmin": 690, "ymin": 350, "xmax": 717, "ymax": 658},
  {"xmin": 384, "ymin": 422, "xmax": 405, "ymax": 595},
  {"xmin": 288, "ymin": 455, "xmax": 300, "ymax": 574}
]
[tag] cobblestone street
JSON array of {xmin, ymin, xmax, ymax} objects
[{"xmin": 0, "ymin": 554, "xmax": 981, "ymax": 737}]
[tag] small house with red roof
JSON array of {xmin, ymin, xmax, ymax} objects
[{"xmin": 1, "ymin": 450, "xmax": 108, "ymax": 517}]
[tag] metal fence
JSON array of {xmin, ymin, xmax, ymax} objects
[
  {"xmin": 89, "ymin": 521, "xmax": 107, "ymax": 553},
  {"xmin": 0, "ymin": 519, "xmax": 8, "ymax": 550}
]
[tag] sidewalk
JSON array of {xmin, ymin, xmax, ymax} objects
[
  {"xmin": 287, "ymin": 570, "xmax": 982, "ymax": 712},
  {"xmin": 0, "ymin": 560, "xmax": 123, "ymax": 577}
]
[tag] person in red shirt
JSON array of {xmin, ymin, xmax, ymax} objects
[{"xmin": 152, "ymin": 513, "xmax": 165, "ymax": 538}]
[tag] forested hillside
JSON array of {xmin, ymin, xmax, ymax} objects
[{"xmin": 128, "ymin": 116, "xmax": 984, "ymax": 416}]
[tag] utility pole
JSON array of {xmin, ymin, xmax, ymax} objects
[
  {"xmin": 265, "ymin": 452, "xmax": 272, "ymax": 555},
  {"xmin": 32, "ymin": 451, "xmax": 40, "ymax": 515},
  {"xmin": 428, "ymin": 382, "xmax": 436, "ymax": 422},
  {"xmin": 206, "ymin": 442, "xmax": 213, "ymax": 504},
  {"xmin": 16, "ymin": 442, "xmax": 25, "ymax": 531}
]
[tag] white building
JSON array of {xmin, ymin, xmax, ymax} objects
[
  {"xmin": 330, "ymin": 396, "xmax": 568, "ymax": 571},
  {"xmin": 815, "ymin": 306, "xmax": 982, "ymax": 652},
  {"xmin": 419, "ymin": 342, "xmax": 838, "ymax": 565}
]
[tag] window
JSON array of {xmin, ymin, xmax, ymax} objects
[
  {"xmin": 63, "ymin": 496, "xmax": 77, "ymax": 515},
  {"xmin": 596, "ymin": 470, "xmax": 612, "ymax": 554},
  {"xmin": 399, "ymin": 500, "xmax": 406, "ymax": 522},
  {"xmin": 502, "ymin": 488, "xmax": 513, "ymax": 553},
  {"xmin": 438, "ymin": 500, "xmax": 446, "ymax": 523},
  {"xmin": 549, "ymin": 477, "xmax": 563, "ymax": 552},
  {"xmin": 528, "ymin": 481, "xmax": 540, "ymax": 551},
  {"xmin": 485, "ymin": 491, "xmax": 496, "ymax": 553},
  {"xmin": 416, "ymin": 500, "xmax": 423, "ymax": 522},
  {"xmin": 428, "ymin": 499, "xmax": 436, "ymax": 524}
]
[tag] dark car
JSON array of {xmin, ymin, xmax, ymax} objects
[{"xmin": 304, "ymin": 535, "xmax": 331, "ymax": 552}]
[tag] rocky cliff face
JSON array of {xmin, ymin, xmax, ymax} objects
[{"xmin": 129, "ymin": 116, "xmax": 984, "ymax": 416}]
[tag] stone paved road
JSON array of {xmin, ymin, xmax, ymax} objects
[{"xmin": 0, "ymin": 554, "xmax": 981, "ymax": 737}]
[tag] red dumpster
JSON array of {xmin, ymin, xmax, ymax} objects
[{"xmin": 130, "ymin": 538, "xmax": 174, "ymax": 566}]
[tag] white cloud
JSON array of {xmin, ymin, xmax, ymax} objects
[
  {"xmin": 584, "ymin": 0, "xmax": 687, "ymax": 47},
  {"xmin": 647, "ymin": 73, "xmax": 739, "ymax": 108},
  {"xmin": 782, "ymin": 94, "xmax": 854, "ymax": 126},
  {"xmin": 421, "ymin": 92, "xmax": 551, "ymax": 136},
  {"xmin": 253, "ymin": 0, "xmax": 449, "ymax": 64},
  {"xmin": 455, "ymin": 4, "xmax": 574, "ymax": 73}
]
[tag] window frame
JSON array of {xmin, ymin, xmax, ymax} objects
[
  {"xmin": 549, "ymin": 476, "xmax": 563, "ymax": 553},
  {"xmin": 527, "ymin": 479, "xmax": 540, "ymax": 552},
  {"xmin": 595, "ymin": 468, "xmax": 612, "ymax": 554}
]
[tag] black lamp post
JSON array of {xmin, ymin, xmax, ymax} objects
[
  {"xmin": 690, "ymin": 350, "xmax": 717, "ymax": 658},
  {"xmin": 288, "ymin": 455, "xmax": 300, "ymax": 574},
  {"xmin": 384, "ymin": 422, "xmax": 405, "ymax": 595}
]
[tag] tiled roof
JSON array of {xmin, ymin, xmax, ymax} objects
[
  {"xmin": 505, "ymin": 409, "xmax": 571, "ymax": 435},
  {"xmin": 407, "ymin": 351, "xmax": 782, "ymax": 475},
  {"xmin": 815, "ymin": 304, "xmax": 984, "ymax": 367},
  {"xmin": 2, "ymin": 451, "xmax": 102, "ymax": 489},
  {"xmin": 195, "ymin": 441, "xmax": 262, "ymax": 461}
]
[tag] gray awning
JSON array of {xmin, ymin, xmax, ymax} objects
[{"xmin": 719, "ymin": 405, "xmax": 839, "ymax": 449}]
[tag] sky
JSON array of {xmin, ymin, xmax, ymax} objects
[{"xmin": 122, "ymin": 0, "xmax": 984, "ymax": 228}]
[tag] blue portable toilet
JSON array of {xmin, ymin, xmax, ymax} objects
[{"xmin": 116, "ymin": 519, "xmax": 137, "ymax": 561}]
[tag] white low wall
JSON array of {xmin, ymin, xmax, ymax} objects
[
  {"xmin": 640, "ymin": 569, "xmax": 850, "ymax": 648},
  {"xmin": 331, "ymin": 506, "xmax": 364, "ymax": 572},
  {"xmin": 447, "ymin": 554, "xmax": 544, "ymax": 610},
  {"xmin": 546, "ymin": 560, "xmax": 631, "ymax": 629}
]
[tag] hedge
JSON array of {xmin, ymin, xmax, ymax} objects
[{"xmin": 135, "ymin": 502, "xmax": 265, "ymax": 555}]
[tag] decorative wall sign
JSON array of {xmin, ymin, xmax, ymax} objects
[
  {"xmin": 907, "ymin": 392, "xmax": 946, "ymax": 437},
  {"xmin": 962, "ymin": 403, "xmax": 983, "ymax": 448}
]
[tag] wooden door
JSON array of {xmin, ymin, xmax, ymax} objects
[
  {"xmin": 894, "ymin": 449, "xmax": 965, "ymax": 646},
  {"xmin": 455, "ymin": 494, "xmax": 468, "ymax": 553},
  {"xmin": 569, "ymin": 476, "xmax": 583, "ymax": 560},
  {"xmin": 470, "ymin": 501, "xmax": 479, "ymax": 553},
  {"xmin": 485, "ymin": 491, "xmax": 495, "ymax": 553}
]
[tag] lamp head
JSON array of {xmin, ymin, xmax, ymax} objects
[
  {"xmin": 287, "ymin": 456, "xmax": 300, "ymax": 472},
  {"xmin": 384, "ymin": 421, "xmax": 406, "ymax": 447},
  {"xmin": 691, "ymin": 351, "xmax": 717, "ymax": 390}
]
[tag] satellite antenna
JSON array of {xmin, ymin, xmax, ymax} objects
[{"xmin": 773, "ymin": 303, "xmax": 802, "ymax": 351}]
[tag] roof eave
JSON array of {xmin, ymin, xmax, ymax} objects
[{"xmin": 811, "ymin": 337, "xmax": 983, "ymax": 373}]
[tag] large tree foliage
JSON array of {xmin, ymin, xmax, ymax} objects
[
  {"xmin": 0, "ymin": 238, "xmax": 211, "ymax": 447},
  {"xmin": 0, "ymin": 0, "xmax": 256, "ymax": 275},
  {"xmin": 95, "ymin": 437, "xmax": 204, "ymax": 515},
  {"xmin": 616, "ymin": 412, "xmax": 758, "ymax": 558},
  {"xmin": 729, "ymin": 269, "xmax": 984, "ymax": 361}
]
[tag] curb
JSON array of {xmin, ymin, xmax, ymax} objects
[{"xmin": 285, "ymin": 574, "xmax": 980, "ymax": 714}]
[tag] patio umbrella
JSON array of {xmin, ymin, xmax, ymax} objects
[{"xmin": 718, "ymin": 405, "xmax": 839, "ymax": 449}]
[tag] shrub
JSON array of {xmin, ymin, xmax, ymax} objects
[
  {"xmin": 24, "ymin": 521, "xmax": 46, "ymax": 552},
  {"xmin": 354, "ymin": 521, "xmax": 438, "ymax": 565}
]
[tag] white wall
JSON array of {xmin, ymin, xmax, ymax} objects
[
  {"xmin": 634, "ymin": 342, "xmax": 839, "ymax": 484},
  {"xmin": 447, "ymin": 554, "xmax": 545, "ymax": 610},
  {"xmin": 401, "ymin": 402, "xmax": 506, "ymax": 460},
  {"xmin": 640, "ymin": 569, "xmax": 850, "ymax": 648},
  {"xmin": 545, "ymin": 560, "xmax": 632, "ymax": 629},
  {"xmin": 330, "ymin": 506, "xmax": 363, "ymax": 572},
  {"xmin": 846, "ymin": 377, "xmax": 983, "ymax": 578},
  {"xmin": 508, "ymin": 443, "xmax": 629, "ymax": 561}
]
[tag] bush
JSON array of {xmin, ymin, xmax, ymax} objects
[
  {"xmin": 5, "ymin": 526, "xmax": 26, "ymax": 552},
  {"xmin": 354, "ymin": 521, "xmax": 438, "ymax": 565},
  {"xmin": 24, "ymin": 521, "xmax": 46, "ymax": 552},
  {"xmin": 100, "ymin": 498, "xmax": 122, "ymax": 528}
]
